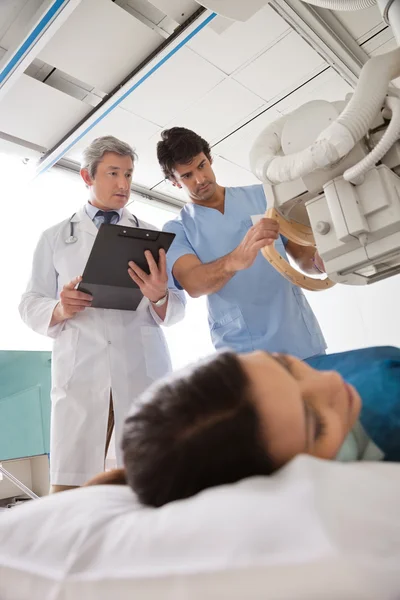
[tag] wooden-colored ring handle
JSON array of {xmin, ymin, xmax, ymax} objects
[
  {"xmin": 267, "ymin": 207, "xmax": 315, "ymax": 247},
  {"xmin": 262, "ymin": 208, "xmax": 336, "ymax": 292}
]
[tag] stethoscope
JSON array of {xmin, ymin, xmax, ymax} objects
[{"xmin": 65, "ymin": 212, "xmax": 140, "ymax": 244}]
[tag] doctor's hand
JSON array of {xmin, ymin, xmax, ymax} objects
[
  {"xmin": 228, "ymin": 217, "xmax": 279, "ymax": 272},
  {"xmin": 128, "ymin": 249, "xmax": 168, "ymax": 303},
  {"xmin": 50, "ymin": 276, "xmax": 93, "ymax": 326}
]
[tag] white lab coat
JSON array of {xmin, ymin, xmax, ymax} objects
[{"xmin": 19, "ymin": 207, "xmax": 186, "ymax": 486}]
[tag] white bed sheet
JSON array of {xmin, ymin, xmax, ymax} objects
[{"xmin": 0, "ymin": 456, "xmax": 399, "ymax": 600}]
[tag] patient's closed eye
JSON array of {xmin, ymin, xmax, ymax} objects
[
  {"xmin": 270, "ymin": 353, "xmax": 294, "ymax": 374},
  {"xmin": 270, "ymin": 352, "xmax": 327, "ymax": 443},
  {"xmin": 304, "ymin": 402, "xmax": 327, "ymax": 447},
  {"xmin": 313, "ymin": 409, "xmax": 326, "ymax": 440}
]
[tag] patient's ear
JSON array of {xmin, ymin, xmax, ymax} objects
[{"xmin": 84, "ymin": 468, "xmax": 127, "ymax": 487}]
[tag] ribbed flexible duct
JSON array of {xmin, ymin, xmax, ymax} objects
[
  {"xmin": 344, "ymin": 94, "xmax": 400, "ymax": 184},
  {"xmin": 250, "ymin": 48, "xmax": 400, "ymax": 184},
  {"xmin": 249, "ymin": 116, "xmax": 287, "ymax": 182},
  {"xmin": 299, "ymin": 0, "xmax": 376, "ymax": 10}
]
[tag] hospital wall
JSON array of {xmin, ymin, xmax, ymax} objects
[{"xmin": 304, "ymin": 273, "xmax": 400, "ymax": 352}]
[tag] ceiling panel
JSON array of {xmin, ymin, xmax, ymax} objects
[
  {"xmin": 187, "ymin": 4, "xmax": 290, "ymax": 75},
  {"xmin": 213, "ymin": 105, "xmax": 281, "ymax": 172},
  {"xmin": 233, "ymin": 31, "xmax": 325, "ymax": 102},
  {"xmin": 66, "ymin": 106, "xmax": 161, "ymax": 163},
  {"xmin": 120, "ymin": 47, "xmax": 225, "ymax": 126},
  {"xmin": 276, "ymin": 68, "xmax": 352, "ymax": 114},
  {"xmin": 0, "ymin": 75, "xmax": 90, "ymax": 148},
  {"xmin": 0, "ymin": 0, "xmax": 41, "ymax": 49},
  {"xmin": 130, "ymin": 143, "xmax": 164, "ymax": 188},
  {"xmin": 38, "ymin": 0, "xmax": 162, "ymax": 94},
  {"xmin": 211, "ymin": 155, "xmax": 259, "ymax": 187},
  {"xmin": 163, "ymin": 78, "xmax": 264, "ymax": 145}
]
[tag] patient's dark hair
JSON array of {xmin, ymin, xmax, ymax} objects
[
  {"xmin": 122, "ymin": 351, "xmax": 275, "ymax": 508},
  {"xmin": 157, "ymin": 127, "xmax": 212, "ymax": 180}
]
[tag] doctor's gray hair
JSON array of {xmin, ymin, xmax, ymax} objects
[{"xmin": 81, "ymin": 136, "xmax": 137, "ymax": 178}]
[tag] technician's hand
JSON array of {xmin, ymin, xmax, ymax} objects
[
  {"xmin": 228, "ymin": 218, "xmax": 279, "ymax": 271},
  {"xmin": 51, "ymin": 276, "xmax": 92, "ymax": 326},
  {"xmin": 128, "ymin": 249, "xmax": 168, "ymax": 303}
]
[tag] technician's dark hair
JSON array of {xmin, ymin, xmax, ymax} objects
[
  {"xmin": 156, "ymin": 127, "xmax": 212, "ymax": 180},
  {"xmin": 122, "ymin": 351, "xmax": 275, "ymax": 508}
]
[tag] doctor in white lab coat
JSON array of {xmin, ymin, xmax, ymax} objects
[{"xmin": 19, "ymin": 136, "xmax": 186, "ymax": 492}]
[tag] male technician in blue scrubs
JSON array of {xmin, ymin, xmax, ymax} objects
[{"xmin": 157, "ymin": 127, "xmax": 326, "ymax": 359}]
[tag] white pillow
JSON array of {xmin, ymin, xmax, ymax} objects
[{"xmin": 0, "ymin": 456, "xmax": 400, "ymax": 600}]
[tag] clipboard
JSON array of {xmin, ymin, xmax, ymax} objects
[{"xmin": 78, "ymin": 224, "xmax": 176, "ymax": 311}]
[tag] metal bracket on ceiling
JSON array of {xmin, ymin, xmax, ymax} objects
[
  {"xmin": 269, "ymin": 0, "xmax": 370, "ymax": 87},
  {"xmin": 0, "ymin": 0, "xmax": 82, "ymax": 102},
  {"xmin": 36, "ymin": 7, "xmax": 217, "ymax": 175}
]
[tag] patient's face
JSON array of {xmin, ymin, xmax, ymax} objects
[{"xmin": 239, "ymin": 352, "xmax": 362, "ymax": 466}]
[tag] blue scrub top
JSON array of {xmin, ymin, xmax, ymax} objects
[{"xmin": 163, "ymin": 184, "xmax": 326, "ymax": 359}]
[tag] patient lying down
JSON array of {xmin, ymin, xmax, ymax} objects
[{"xmin": 86, "ymin": 350, "xmax": 387, "ymax": 506}]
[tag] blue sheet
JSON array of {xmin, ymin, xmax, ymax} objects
[{"xmin": 306, "ymin": 347, "xmax": 400, "ymax": 461}]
